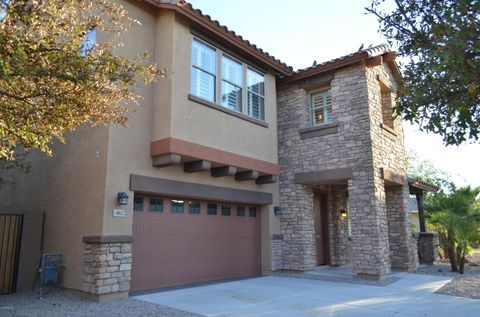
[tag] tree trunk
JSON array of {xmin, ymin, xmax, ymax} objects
[{"xmin": 446, "ymin": 242, "xmax": 458, "ymax": 272}]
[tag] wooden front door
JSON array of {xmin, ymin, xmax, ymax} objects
[
  {"xmin": 314, "ymin": 193, "xmax": 330, "ymax": 266},
  {"xmin": 0, "ymin": 214, "xmax": 23, "ymax": 294}
]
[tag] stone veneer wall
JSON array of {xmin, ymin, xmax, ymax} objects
[
  {"xmin": 326, "ymin": 185, "xmax": 349, "ymax": 266},
  {"xmin": 416, "ymin": 232, "xmax": 439, "ymax": 265},
  {"xmin": 271, "ymin": 235, "xmax": 284, "ymax": 271},
  {"xmin": 277, "ymin": 61, "xmax": 416, "ymax": 277},
  {"xmin": 366, "ymin": 63, "xmax": 418, "ymax": 272},
  {"xmin": 82, "ymin": 242, "xmax": 132, "ymax": 296}
]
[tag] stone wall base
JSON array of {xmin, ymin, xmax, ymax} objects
[
  {"xmin": 415, "ymin": 232, "xmax": 439, "ymax": 265},
  {"xmin": 82, "ymin": 238, "xmax": 132, "ymax": 301},
  {"xmin": 357, "ymin": 273, "xmax": 388, "ymax": 281},
  {"xmin": 84, "ymin": 290, "xmax": 129, "ymax": 303}
]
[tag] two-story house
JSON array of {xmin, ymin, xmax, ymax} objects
[{"xmin": 0, "ymin": 0, "xmax": 418, "ymax": 301}]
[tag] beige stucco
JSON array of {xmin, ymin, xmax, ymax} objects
[
  {"xmin": 0, "ymin": 124, "xmax": 110, "ymax": 290},
  {"xmin": 0, "ymin": 0, "xmax": 281, "ymax": 293}
]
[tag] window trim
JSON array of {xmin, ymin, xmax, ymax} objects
[
  {"xmin": 310, "ymin": 88, "xmax": 332, "ymax": 127},
  {"xmin": 191, "ymin": 35, "xmax": 267, "ymax": 123}
]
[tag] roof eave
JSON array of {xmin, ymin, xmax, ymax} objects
[{"xmin": 144, "ymin": 1, "xmax": 292, "ymax": 76}]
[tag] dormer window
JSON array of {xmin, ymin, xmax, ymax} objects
[{"xmin": 310, "ymin": 89, "xmax": 332, "ymax": 126}]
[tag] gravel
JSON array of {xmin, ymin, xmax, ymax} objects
[
  {"xmin": 0, "ymin": 288, "xmax": 204, "ymax": 317},
  {"xmin": 415, "ymin": 255, "xmax": 480, "ymax": 300}
]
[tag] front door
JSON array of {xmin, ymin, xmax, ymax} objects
[{"xmin": 314, "ymin": 193, "xmax": 330, "ymax": 266}]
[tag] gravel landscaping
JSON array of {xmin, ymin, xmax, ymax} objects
[
  {"xmin": 0, "ymin": 288, "xmax": 204, "ymax": 317},
  {"xmin": 415, "ymin": 253, "xmax": 480, "ymax": 300}
]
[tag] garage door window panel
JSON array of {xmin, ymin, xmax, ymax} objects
[
  {"xmin": 133, "ymin": 197, "xmax": 144, "ymax": 211},
  {"xmin": 207, "ymin": 203, "xmax": 218, "ymax": 216},
  {"xmin": 237, "ymin": 206, "xmax": 245, "ymax": 217},
  {"xmin": 249, "ymin": 206, "xmax": 257, "ymax": 217},
  {"xmin": 221, "ymin": 204, "xmax": 231, "ymax": 216},
  {"xmin": 189, "ymin": 201, "xmax": 201, "ymax": 215},
  {"xmin": 171, "ymin": 200, "xmax": 185, "ymax": 214},
  {"xmin": 149, "ymin": 198, "xmax": 164, "ymax": 212}
]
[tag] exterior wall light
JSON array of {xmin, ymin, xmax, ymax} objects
[
  {"xmin": 117, "ymin": 192, "xmax": 129, "ymax": 205},
  {"xmin": 340, "ymin": 209, "xmax": 347, "ymax": 218},
  {"xmin": 274, "ymin": 206, "xmax": 282, "ymax": 216}
]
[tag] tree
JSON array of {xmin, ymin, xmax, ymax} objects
[
  {"xmin": 426, "ymin": 186, "xmax": 480, "ymax": 273},
  {"xmin": 0, "ymin": 0, "xmax": 166, "ymax": 160},
  {"xmin": 367, "ymin": 0, "xmax": 480, "ymax": 145}
]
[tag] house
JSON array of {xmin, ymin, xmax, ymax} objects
[{"xmin": 0, "ymin": 0, "xmax": 419, "ymax": 300}]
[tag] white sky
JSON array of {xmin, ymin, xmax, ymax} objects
[{"xmin": 189, "ymin": 0, "xmax": 480, "ymax": 187}]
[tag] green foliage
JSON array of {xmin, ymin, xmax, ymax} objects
[
  {"xmin": 426, "ymin": 186, "xmax": 480, "ymax": 273},
  {"xmin": 367, "ymin": 0, "xmax": 480, "ymax": 145},
  {"xmin": 0, "ymin": 0, "xmax": 167, "ymax": 160}
]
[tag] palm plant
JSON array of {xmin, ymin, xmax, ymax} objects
[{"xmin": 426, "ymin": 186, "xmax": 480, "ymax": 273}]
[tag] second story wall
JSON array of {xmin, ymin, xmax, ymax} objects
[{"xmin": 277, "ymin": 64, "xmax": 374, "ymax": 178}]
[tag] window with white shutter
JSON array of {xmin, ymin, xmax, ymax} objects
[
  {"xmin": 221, "ymin": 54, "xmax": 242, "ymax": 112},
  {"xmin": 247, "ymin": 69, "xmax": 265, "ymax": 121},
  {"xmin": 310, "ymin": 89, "xmax": 332, "ymax": 126},
  {"xmin": 191, "ymin": 38, "xmax": 217, "ymax": 102}
]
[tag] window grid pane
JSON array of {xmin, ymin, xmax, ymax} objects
[
  {"xmin": 221, "ymin": 204, "xmax": 231, "ymax": 216},
  {"xmin": 249, "ymin": 206, "xmax": 257, "ymax": 218},
  {"xmin": 133, "ymin": 197, "xmax": 143, "ymax": 211},
  {"xmin": 221, "ymin": 81, "xmax": 242, "ymax": 111},
  {"xmin": 149, "ymin": 198, "xmax": 164, "ymax": 212},
  {"xmin": 237, "ymin": 206, "xmax": 245, "ymax": 217},
  {"xmin": 311, "ymin": 90, "xmax": 332, "ymax": 126},
  {"xmin": 207, "ymin": 203, "xmax": 218, "ymax": 216},
  {"xmin": 189, "ymin": 201, "xmax": 201, "ymax": 214},
  {"xmin": 171, "ymin": 200, "xmax": 184, "ymax": 214},
  {"xmin": 247, "ymin": 69, "xmax": 265, "ymax": 121},
  {"xmin": 191, "ymin": 39, "xmax": 217, "ymax": 102}
]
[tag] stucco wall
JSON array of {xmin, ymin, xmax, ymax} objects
[
  {"xmin": 102, "ymin": 1, "xmax": 281, "ymax": 274},
  {"xmin": 0, "ymin": 125, "xmax": 110, "ymax": 290}
]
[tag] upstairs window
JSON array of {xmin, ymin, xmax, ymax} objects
[
  {"xmin": 191, "ymin": 37, "xmax": 267, "ymax": 122},
  {"xmin": 191, "ymin": 38, "xmax": 217, "ymax": 102},
  {"xmin": 247, "ymin": 69, "xmax": 265, "ymax": 121},
  {"xmin": 221, "ymin": 55, "xmax": 242, "ymax": 112},
  {"xmin": 310, "ymin": 89, "xmax": 332, "ymax": 126},
  {"xmin": 380, "ymin": 81, "xmax": 394, "ymax": 130}
]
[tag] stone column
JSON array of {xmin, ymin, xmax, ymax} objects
[
  {"xmin": 327, "ymin": 186, "xmax": 349, "ymax": 266},
  {"xmin": 279, "ymin": 184, "xmax": 316, "ymax": 271},
  {"xmin": 385, "ymin": 186, "xmax": 418, "ymax": 271},
  {"xmin": 416, "ymin": 232, "xmax": 439, "ymax": 264},
  {"xmin": 82, "ymin": 237, "xmax": 132, "ymax": 302},
  {"xmin": 348, "ymin": 173, "xmax": 391, "ymax": 279}
]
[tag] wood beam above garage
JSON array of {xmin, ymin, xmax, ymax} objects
[
  {"xmin": 152, "ymin": 154, "xmax": 181, "ymax": 168},
  {"xmin": 255, "ymin": 175, "xmax": 278, "ymax": 185},
  {"xmin": 211, "ymin": 166, "xmax": 236, "ymax": 177},
  {"xmin": 184, "ymin": 160, "xmax": 211, "ymax": 173},
  {"xmin": 235, "ymin": 170, "xmax": 259, "ymax": 181}
]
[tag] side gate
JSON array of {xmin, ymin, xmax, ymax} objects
[{"xmin": 0, "ymin": 214, "xmax": 23, "ymax": 294}]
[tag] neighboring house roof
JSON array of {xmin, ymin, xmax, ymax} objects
[
  {"xmin": 408, "ymin": 177, "xmax": 439, "ymax": 194},
  {"xmin": 278, "ymin": 44, "xmax": 400, "ymax": 86},
  {"xmin": 142, "ymin": 0, "xmax": 293, "ymax": 76}
]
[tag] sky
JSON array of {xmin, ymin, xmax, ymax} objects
[{"xmin": 189, "ymin": 0, "xmax": 480, "ymax": 187}]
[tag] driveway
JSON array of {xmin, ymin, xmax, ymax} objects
[{"xmin": 134, "ymin": 273, "xmax": 480, "ymax": 317}]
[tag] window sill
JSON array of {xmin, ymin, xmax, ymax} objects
[
  {"xmin": 188, "ymin": 94, "xmax": 268, "ymax": 128},
  {"xmin": 298, "ymin": 123, "xmax": 339, "ymax": 139},
  {"xmin": 380, "ymin": 123, "xmax": 397, "ymax": 140}
]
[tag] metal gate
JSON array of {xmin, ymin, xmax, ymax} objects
[{"xmin": 0, "ymin": 214, "xmax": 23, "ymax": 294}]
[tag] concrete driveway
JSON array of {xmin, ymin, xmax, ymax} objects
[{"xmin": 134, "ymin": 273, "xmax": 480, "ymax": 317}]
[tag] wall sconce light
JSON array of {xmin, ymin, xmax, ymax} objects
[
  {"xmin": 117, "ymin": 192, "xmax": 129, "ymax": 205},
  {"xmin": 340, "ymin": 209, "xmax": 347, "ymax": 218},
  {"xmin": 274, "ymin": 206, "xmax": 282, "ymax": 216}
]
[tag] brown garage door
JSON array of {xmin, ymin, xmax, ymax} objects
[{"xmin": 130, "ymin": 196, "xmax": 261, "ymax": 292}]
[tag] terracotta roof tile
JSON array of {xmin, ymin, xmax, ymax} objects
[
  {"xmin": 289, "ymin": 44, "xmax": 392, "ymax": 77},
  {"xmin": 143, "ymin": 0, "xmax": 293, "ymax": 75}
]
